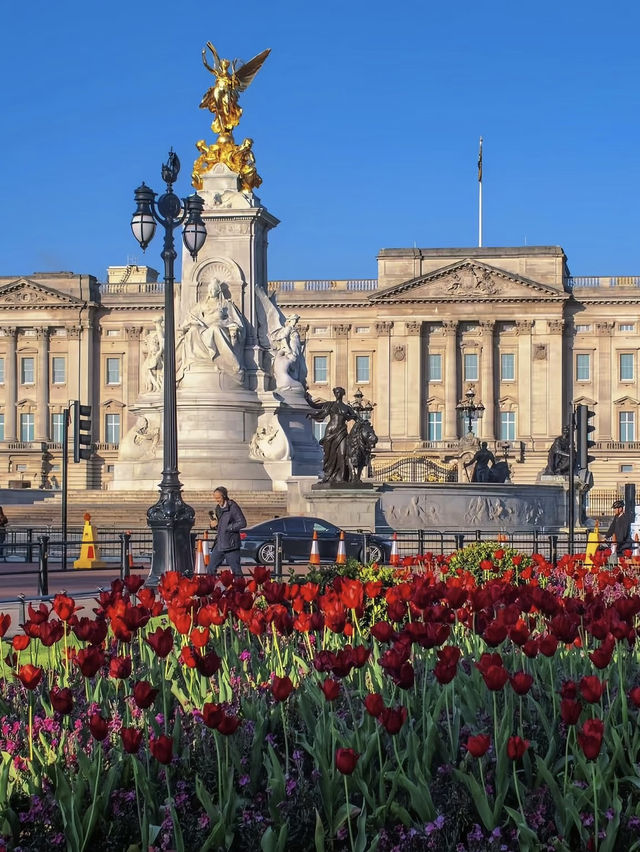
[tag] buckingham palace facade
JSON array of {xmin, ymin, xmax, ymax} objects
[{"xmin": 0, "ymin": 245, "xmax": 638, "ymax": 494}]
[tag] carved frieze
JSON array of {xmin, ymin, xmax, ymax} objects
[
  {"xmin": 35, "ymin": 327, "xmax": 50, "ymax": 340},
  {"xmin": 515, "ymin": 320, "xmax": 534, "ymax": 335},
  {"xmin": 479, "ymin": 320, "xmax": 495, "ymax": 333},
  {"xmin": 393, "ymin": 345, "xmax": 406, "ymax": 361},
  {"xmin": 124, "ymin": 326, "xmax": 144, "ymax": 340},
  {"xmin": 441, "ymin": 320, "xmax": 458, "ymax": 337},
  {"xmin": 334, "ymin": 324, "xmax": 351, "ymax": 338},
  {"xmin": 375, "ymin": 321, "xmax": 393, "ymax": 335},
  {"xmin": 548, "ymin": 319, "xmax": 564, "ymax": 334},
  {"xmin": 66, "ymin": 326, "xmax": 82, "ymax": 340},
  {"xmin": 406, "ymin": 321, "xmax": 422, "ymax": 335},
  {"xmin": 207, "ymin": 220, "xmax": 252, "ymax": 236},
  {"xmin": 595, "ymin": 321, "xmax": 615, "ymax": 336},
  {"xmin": 0, "ymin": 327, "xmax": 18, "ymax": 339},
  {"xmin": 433, "ymin": 265, "xmax": 499, "ymax": 297},
  {"xmin": 533, "ymin": 344, "xmax": 548, "ymax": 361}
]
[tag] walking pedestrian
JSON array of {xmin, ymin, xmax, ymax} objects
[
  {"xmin": 605, "ymin": 499, "xmax": 633, "ymax": 556},
  {"xmin": 0, "ymin": 507, "xmax": 8, "ymax": 560},
  {"xmin": 208, "ymin": 486, "xmax": 247, "ymax": 577}
]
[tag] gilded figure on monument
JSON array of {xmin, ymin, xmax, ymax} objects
[{"xmin": 192, "ymin": 43, "xmax": 270, "ymax": 191}]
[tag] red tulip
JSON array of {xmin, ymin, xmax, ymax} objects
[
  {"xmin": 150, "ymin": 734, "xmax": 173, "ymax": 764},
  {"xmin": 510, "ymin": 672, "xmax": 534, "ymax": 696},
  {"xmin": 628, "ymin": 687, "xmax": 640, "ymax": 708},
  {"xmin": 481, "ymin": 665, "xmax": 510, "ymax": 691},
  {"xmin": 589, "ymin": 636, "xmax": 615, "ymax": 669},
  {"xmin": 379, "ymin": 705, "xmax": 407, "ymax": 735},
  {"xmin": 538, "ymin": 634, "xmax": 559, "ymax": 657},
  {"xmin": 271, "ymin": 675, "xmax": 294, "ymax": 702},
  {"xmin": 38, "ymin": 620, "xmax": 64, "ymax": 647},
  {"xmin": 15, "ymin": 664, "xmax": 42, "ymax": 690},
  {"xmin": 145, "ymin": 626, "xmax": 174, "ymax": 658},
  {"xmin": 194, "ymin": 649, "xmax": 221, "ymax": 677},
  {"xmin": 121, "ymin": 726, "xmax": 143, "ymax": 754},
  {"xmin": 202, "ymin": 702, "xmax": 223, "ymax": 729},
  {"xmin": 89, "ymin": 712, "xmax": 109, "ymax": 741},
  {"xmin": 109, "ymin": 655, "xmax": 132, "ymax": 679},
  {"xmin": 217, "ymin": 714, "xmax": 242, "ymax": 735},
  {"xmin": 507, "ymin": 736, "xmax": 529, "ymax": 760},
  {"xmin": 466, "ymin": 734, "xmax": 491, "ymax": 757},
  {"xmin": 75, "ymin": 646, "xmax": 105, "ymax": 678},
  {"xmin": 190, "ymin": 627, "xmax": 209, "ymax": 648},
  {"xmin": 364, "ymin": 693, "xmax": 385, "ymax": 717},
  {"xmin": 52, "ymin": 594, "xmax": 77, "ymax": 622},
  {"xmin": 579, "ymin": 676, "xmax": 605, "ymax": 703},
  {"xmin": 577, "ymin": 718, "xmax": 604, "ymax": 760},
  {"xmin": 321, "ymin": 678, "xmax": 341, "ymax": 701},
  {"xmin": 132, "ymin": 680, "xmax": 158, "ymax": 709},
  {"xmin": 560, "ymin": 698, "xmax": 582, "ymax": 726},
  {"xmin": 335, "ymin": 747, "xmax": 359, "ymax": 774},
  {"xmin": 124, "ymin": 575, "xmax": 145, "ymax": 595},
  {"xmin": 50, "ymin": 686, "xmax": 74, "ymax": 714},
  {"xmin": 0, "ymin": 614, "xmax": 11, "ymax": 637},
  {"xmin": 340, "ymin": 578, "xmax": 364, "ymax": 611},
  {"xmin": 560, "ymin": 680, "xmax": 577, "ymax": 700}
]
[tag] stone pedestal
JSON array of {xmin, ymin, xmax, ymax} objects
[{"xmin": 287, "ymin": 477, "xmax": 381, "ymax": 530}]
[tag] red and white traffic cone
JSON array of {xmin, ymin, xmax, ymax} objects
[
  {"xmin": 309, "ymin": 530, "xmax": 321, "ymax": 566},
  {"xmin": 194, "ymin": 539, "xmax": 206, "ymax": 575},
  {"xmin": 335, "ymin": 530, "xmax": 347, "ymax": 565},
  {"xmin": 389, "ymin": 532, "xmax": 400, "ymax": 567},
  {"xmin": 202, "ymin": 530, "xmax": 210, "ymax": 568},
  {"xmin": 610, "ymin": 533, "xmax": 618, "ymax": 560},
  {"xmin": 634, "ymin": 533, "xmax": 640, "ymax": 562}
]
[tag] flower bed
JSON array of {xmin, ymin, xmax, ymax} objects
[{"xmin": 0, "ymin": 546, "xmax": 639, "ymax": 851}]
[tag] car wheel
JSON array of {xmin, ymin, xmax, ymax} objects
[
  {"xmin": 256, "ymin": 542, "xmax": 276, "ymax": 565},
  {"xmin": 362, "ymin": 543, "xmax": 384, "ymax": 564}
]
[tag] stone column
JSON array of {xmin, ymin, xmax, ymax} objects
[
  {"xmin": 374, "ymin": 322, "xmax": 393, "ymax": 447},
  {"xmin": 595, "ymin": 321, "xmax": 614, "ymax": 440},
  {"xmin": 405, "ymin": 321, "xmax": 422, "ymax": 440},
  {"xmin": 548, "ymin": 319, "xmax": 566, "ymax": 438},
  {"xmin": 125, "ymin": 326, "xmax": 143, "ymax": 433},
  {"xmin": 442, "ymin": 321, "xmax": 458, "ymax": 439},
  {"xmin": 36, "ymin": 327, "xmax": 50, "ymax": 440},
  {"xmin": 2, "ymin": 328, "xmax": 17, "ymax": 441},
  {"xmin": 516, "ymin": 320, "xmax": 534, "ymax": 439},
  {"xmin": 480, "ymin": 320, "xmax": 495, "ymax": 440},
  {"xmin": 334, "ymin": 324, "xmax": 350, "ymax": 390}
]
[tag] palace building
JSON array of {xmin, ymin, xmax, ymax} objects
[{"xmin": 0, "ymin": 243, "xmax": 637, "ymax": 501}]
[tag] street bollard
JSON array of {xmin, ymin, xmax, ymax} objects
[
  {"xmin": 454, "ymin": 533, "xmax": 465, "ymax": 551},
  {"xmin": 549, "ymin": 534, "xmax": 558, "ymax": 564},
  {"xmin": 26, "ymin": 528, "xmax": 33, "ymax": 563},
  {"xmin": 38, "ymin": 535, "xmax": 49, "ymax": 597}
]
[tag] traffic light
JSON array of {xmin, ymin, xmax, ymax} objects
[
  {"xmin": 576, "ymin": 403, "xmax": 596, "ymax": 479},
  {"xmin": 73, "ymin": 402, "xmax": 92, "ymax": 463}
]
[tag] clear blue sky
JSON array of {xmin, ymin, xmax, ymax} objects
[{"xmin": 1, "ymin": 0, "xmax": 639, "ymax": 281}]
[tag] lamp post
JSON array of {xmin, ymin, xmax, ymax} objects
[
  {"xmin": 352, "ymin": 388, "xmax": 375, "ymax": 421},
  {"xmin": 131, "ymin": 151, "xmax": 207, "ymax": 584},
  {"xmin": 456, "ymin": 386, "xmax": 485, "ymax": 436}
]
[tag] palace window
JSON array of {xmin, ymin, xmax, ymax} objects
[
  {"xmin": 619, "ymin": 411, "xmax": 635, "ymax": 442},
  {"xmin": 575, "ymin": 324, "xmax": 592, "ymax": 333},
  {"xmin": 313, "ymin": 356, "xmax": 328, "ymax": 383},
  {"xmin": 106, "ymin": 357, "xmax": 121, "ymax": 385},
  {"xmin": 620, "ymin": 324, "xmax": 635, "ymax": 332},
  {"xmin": 464, "ymin": 353, "xmax": 478, "ymax": 382},
  {"xmin": 20, "ymin": 413, "xmax": 34, "ymax": 442},
  {"xmin": 0, "ymin": 358, "xmax": 4, "ymax": 384},
  {"xmin": 620, "ymin": 464, "xmax": 633, "ymax": 473},
  {"xmin": 105, "ymin": 413, "xmax": 121, "ymax": 444},
  {"xmin": 312, "ymin": 419, "xmax": 327, "ymax": 442},
  {"xmin": 576, "ymin": 354, "xmax": 591, "ymax": 382},
  {"xmin": 500, "ymin": 353, "xmax": 515, "ymax": 382},
  {"xmin": 0, "ymin": 414, "xmax": 4, "ymax": 441},
  {"xmin": 355, "ymin": 355, "xmax": 370, "ymax": 383},
  {"xmin": 427, "ymin": 412, "xmax": 442, "ymax": 441},
  {"xmin": 619, "ymin": 353, "xmax": 634, "ymax": 382},
  {"xmin": 51, "ymin": 356, "xmax": 66, "ymax": 384},
  {"xmin": 51, "ymin": 413, "xmax": 65, "ymax": 443},
  {"xmin": 20, "ymin": 357, "xmax": 34, "ymax": 385},
  {"xmin": 500, "ymin": 411, "xmax": 516, "ymax": 441},
  {"xmin": 428, "ymin": 354, "xmax": 442, "ymax": 381}
]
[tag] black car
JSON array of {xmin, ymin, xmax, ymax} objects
[{"xmin": 239, "ymin": 516, "xmax": 390, "ymax": 565}]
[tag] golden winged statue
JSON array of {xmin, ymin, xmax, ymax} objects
[
  {"xmin": 199, "ymin": 43, "xmax": 270, "ymax": 135},
  {"xmin": 193, "ymin": 43, "xmax": 270, "ymax": 192}
]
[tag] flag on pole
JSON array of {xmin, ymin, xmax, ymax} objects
[{"xmin": 478, "ymin": 137, "xmax": 483, "ymax": 182}]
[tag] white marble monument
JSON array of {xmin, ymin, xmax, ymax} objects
[{"xmin": 111, "ymin": 163, "xmax": 321, "ymax": 492}]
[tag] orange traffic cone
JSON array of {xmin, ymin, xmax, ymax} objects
[
  {"xmin": 389, "ymin": 532, "xmax": 400, "ymax": 567},
  {"xmin": 309, "ymin": 530, "xmax": 321, "ymax": 566},
  {"xmin": 335, "ymin": 530, "xmax": 347, "ymax": 565},
  {"xmin": 194, "ymin": 539, "xmax": 206, "ymax": 575},
  {"xmin": 203, "ymin": 530, "xmax": 210, "ymax": 568}
]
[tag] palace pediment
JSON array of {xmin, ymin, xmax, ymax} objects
[
  {"xmin": 0, "ymin": 279, "xmax": 85, "ymax": 309},
  {"xmin": 369, "ymin": 260, "xmax": 566, "ymax": 303},
  {"xmin": 613, "ymin": 395, "xmax": 640, "ymax": 406}
]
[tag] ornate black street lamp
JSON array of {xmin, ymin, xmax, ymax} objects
[
  {"xmin": 131, "ymin": 151, "xmax": 207, "ymax": 584},
  {"xmin": 456, "ymin": 386, "xmax": 485, "ymax": 436},
  {"xmin": 352, "ymin": 388, "xmax": 375, "ymax": 421}
]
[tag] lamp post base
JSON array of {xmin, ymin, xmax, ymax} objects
[{"xmin": 146, "ymin": 489, "xmax": 196, "ymax": 586}]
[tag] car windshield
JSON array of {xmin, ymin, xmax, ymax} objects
[{"xmin": 312, "ymin": 521, "xmax": 335, "ymax": 534}]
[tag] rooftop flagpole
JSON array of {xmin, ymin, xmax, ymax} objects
[{"xmin": 478, "ymin": 136, "xmax": 483, "ymax": 247}]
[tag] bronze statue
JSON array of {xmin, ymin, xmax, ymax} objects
[
  {"xmin": 464, "ymin": 442, "xmax": 496, "ymax": 483},
  {"xmin": 306, "ymin": 388, "xmax": 377, "ymax": 486},
  {"xmin": 192, "ymin": 43, "xmax": 270, "ymax": 191},
  {"xmin": 544, "ymin": 426, "xmax": 573, "ymax": 476}
]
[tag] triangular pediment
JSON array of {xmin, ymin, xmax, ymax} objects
[
  {"xmin": 0, "ymin": 279, "xmax": 85, "ymax": 309},
  {"xmin": 101, "ymin": 398, "xmax": 126, "ymax": 409},
  {"xmin": 613, "ymin": 395, "xmax": 640, "ymax": 406},
  {"xmin": 369, "ymin": 260, "xmax": 567, "ymax": 303},
  {"xmin": 573, "ymin": 395, "xmax": 597, "ymax": 406}
]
